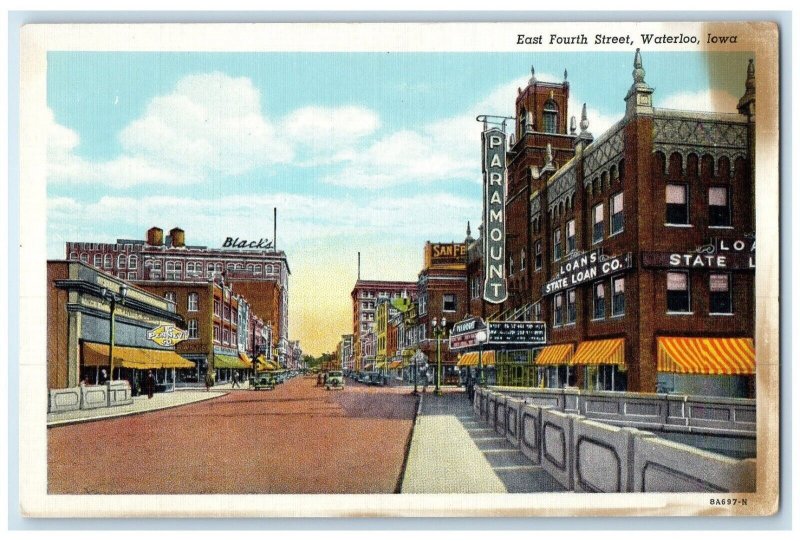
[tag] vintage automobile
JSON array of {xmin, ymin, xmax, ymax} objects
[
  {"xmin": 366, "ymin": 372, "xmax": 384, "ymax": 386},
  {"xmin": 325, "ymin": 370, "xmax": 344, "ymax": 390},
  {"xmin": 250, "ymin": 372, "xmax": 275, "ymax": 391}
]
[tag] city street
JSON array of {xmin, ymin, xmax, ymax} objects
[{"xmin": 48, "ymin": 376, "xmax": 418, "ymax": 494}]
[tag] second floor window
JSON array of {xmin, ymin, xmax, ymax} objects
[
  {"xmin": 535, "ymin": 241, "xmax": 543, "ymax": 270},
  {"xmin": 188, "ymin": 319, "xmax": 198, "ymax": 339},
  {"xmin": 188, "ymin": 293, "xmax": 199, "ymax": 312},
  {"xmin": 612, "ymin": 276, "xmax": 625, "ymax": 316},
  {"xmin": 554, "ymin": 293, "xmax": 564, "ymax": 326},
  {"xmin": 667, "ymin": 271, "xmax": 691, "ymax": 313},
  {"xmin": 443, "ymin": 294, "xmax": 457, "ymax": 312},
  {"xmin": 709, "ymin": 273, "xmax": 732, "ymax": 314},
  {"xmin": 593, "ymin": 282, "xmax": 605, "ymax": 320},
  {"xmin": 566, "ymin": 289, "xmax": 576, "ymax": 324}
]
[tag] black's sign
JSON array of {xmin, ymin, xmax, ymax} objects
[
  {"xmin": 222, "ymin": 237, "xmax": 274, "ymax": 250},
  {"xmin": 488, "ymin": 321, "xmax": 547, "ymax": 346},
  {"xmin": 542, "ymin": 253, "xmax": 633, "ymax": 296},
  {"xmin": 482, "ymin": 127, "xmax": 508, "ymax": 304}
]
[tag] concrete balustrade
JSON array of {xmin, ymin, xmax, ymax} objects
[
  {"xmin": 487, "ymin": 392, "xmax": 498, "ymax": 428},
  {"xmin": 519, "ymin": 404, "xmax": 547, "ymax": 465},
  {"xmin": 631, "ymin": 434, "xmax": 757, "ymax": 492},
  {"xmin": 473, "ymin": 387, "xmax": 482, "ymax": 415},
  {"xmin": 490, "ymin": 386, "xmax": 756, "ymax": 438},
  {"xmin": 48, "ymin": 381, "xmax": 133, "ymax": 413},
  {"xmin": 505, "ymin": 397, "xmax": 523, "ymax": 448},
  {"xmin": 494, "ymin": 395, "xmax": 507, "ymax": 437},
  {"xmin": 473, "ymin": 394, "xmax": 755, "ymax": 493}
]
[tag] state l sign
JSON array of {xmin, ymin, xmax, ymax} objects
[{"xmin": 482, "ymin": 127, "xmax": 508, "ymax": 304}]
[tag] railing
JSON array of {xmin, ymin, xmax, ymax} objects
[
  {"xmin": 475, "ymin": 387, "xmax": 756, "ymax": 493},
  {"xmin": 490, "ymin": 386, "xmax": 756, "ymax": 438},
  {"xmin": 48, "ymin": 381, "xmax": 133, "ymax": 413}
]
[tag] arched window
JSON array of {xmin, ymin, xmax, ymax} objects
[
  {"xmin": 128, "ymin": 255, "xmax": 138, "ymax": 269},
  {"xmin": 103, "ymin": 254, "xmax": 112, "ymax": 269},
  {"xmin": 93, "ymin": 254, "xmax": 102, "ymax": 267},
  {"xmin": 117, "ymin": 254, "xmax": 127, "ymax": 269},
  {"xmin": 69, "ymin": 252, "xmax": 78, "ymax": 261},
  {"xmin": 543, "ymin": 100, "xmax": 558, "ymax": 134}
]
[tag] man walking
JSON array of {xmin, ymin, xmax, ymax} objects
[{"xmin": 231, "ymin": 371, "xmax": 241, "ymax": 389}]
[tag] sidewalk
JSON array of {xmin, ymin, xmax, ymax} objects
[
  {"xmin": 400, "ymin": 389, "xmax": 564, "ymax": 493},
  {"xmin": 47, "ymin": 388, "xmax": 229, "ymax": 427}
]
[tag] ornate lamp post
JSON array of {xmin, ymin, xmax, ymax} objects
[
  {"xmin": 431, "ymin": 316, "xmax": 447, "ymax": 396},
  {"xmin": 476, "ymin": 330, "xmax": 487, "ymax": 386},
  {"xmin": 101, "ymin": 284, "xmax": 129, "ymax": 383}
]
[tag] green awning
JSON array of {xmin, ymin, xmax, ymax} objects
[{"xmin": 214, "ymin": 354, "xmax": 249, "ymax": 369}]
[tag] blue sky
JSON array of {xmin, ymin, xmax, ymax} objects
[{"xmin": 46, "ymin": 50, "xmax": 751, "ymax": 354}]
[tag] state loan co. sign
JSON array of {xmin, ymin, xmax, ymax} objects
[{"xmin": 482, "ymin": 127, "xmax": 508, "ymax": 304}]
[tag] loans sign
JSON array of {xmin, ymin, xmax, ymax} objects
[
  {"xmin": 542, "ymin": 252, "xmax": 633, "ymax": 296},
  {"xmin": 482, "ymin": 127, "xmax": 508, "ymax": 304},
  {"xmin": 147, "ymin": 325, "xmax": 189, "ymax": 347}
]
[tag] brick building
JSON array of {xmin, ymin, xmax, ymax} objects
[
  {"xmin": 350, "ymin": 279, "xmax": 416, "ymax": 371},
  {"xmin": 64, "ymin": 225, "xmax": 291, "ymax": 364},
  {"xmin": 465, "ymin": 51, "xmax": 755, "ymax": 397}
]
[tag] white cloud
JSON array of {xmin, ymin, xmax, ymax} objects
[{"xmin": 658, "ymin": 89, "xmax": 739, "ymax": 113}]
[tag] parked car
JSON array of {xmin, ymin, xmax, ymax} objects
[
  {"xmin": 250, "ymin": 372, "xmax": 275, "ymax": 391},
  {"xmin": 367, "ymin": 372, "xmax": 384, "ymax": 386},
  {"xmin": 325, "ymin": 371, "xmax": 344, "ymax": 390}
]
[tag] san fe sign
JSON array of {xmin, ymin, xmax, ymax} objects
[{"xmin": 482, "ymin": 127, "xmax": 508, "ymax": 304}]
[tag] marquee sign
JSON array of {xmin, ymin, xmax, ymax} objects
[
  {"xmin": 482, "ymin": 127, "xmax": 508, "ymax": 304},
  {"xmin": 147, "ymin": 325, "xmax": 189, "ymax": 347},
  {"xmin": 542, "ymin": 252, "xmax": 633, "ymax": 296},
  {"xmin": 449, "ymin": 317, "xmax": 488, "ymax": 350},
  {"xmin": 487, "ymin": 321, "xmax": 547, "ymax": 346}
]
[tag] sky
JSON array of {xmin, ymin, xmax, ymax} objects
[{"xmin": 46, "ymin": 50, "xmax": 752, "ymax": 356}]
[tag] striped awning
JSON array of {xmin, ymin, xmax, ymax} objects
[
  {"xmin": 657, "ymin": 337, "xmax": 755, "ymax": 375},
  {"xmin": 571, "ymin": 339, "xmax": 625, "ymax": 366},
  {"xmin": 82, "ymin": 342, "xmax": 194, "ymax": 369},
  {"xmin": 456, "ymin": 351, "xmax": 496, "ymax": 367},
  {"xmin": 535, "ymin": 344, "xmax": 574, "ymax": 366}
]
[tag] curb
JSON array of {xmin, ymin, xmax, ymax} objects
[
  {"xmin": 395, "ymin": 391, "xmax": 423, "ymax": 493},
  {"xmin": 46, "ymin": 392, "xmax": 229, "ymax": 428}
]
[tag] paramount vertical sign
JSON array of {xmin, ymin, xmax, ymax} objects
[{"xmin": 482, "ymin": 127, "xmax": 508, "ymax": 304}]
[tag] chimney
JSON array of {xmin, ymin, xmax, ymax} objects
[
  {"xmin": 170, "ymin": 227, "xmax": 185, "ymax": 248},
  {"xmin": 147, "ymin": 227, "xmax": 164, "ymax": 246}
]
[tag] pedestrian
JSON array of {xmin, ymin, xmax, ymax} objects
[
  {"xmin": 99, "ymin": 368, "xmax": 108, "ymax": 385},
  {"xmin": 205, "ymin": 370, "xmax": 214, "ymax": 392},
  {"xmin": 232, "ymin": 371, "xmax": 241, "ymax": 389},
  {"xmin": 145, "ymin": 370, "xmax": 156, "ymax": 399},
  {"xmin": 421, "ymin": 367, "xmax": 429, "ymax": 393}
]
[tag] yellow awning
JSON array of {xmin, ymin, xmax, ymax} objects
[
  {"xmin": 214, "ymin": 354, "xmax": 250, "ymax": 369},
  {"xmin": 657, "ymin": 337, "xmax": 755, "ymax": 375},
  {"xmin": 375, "ymin": 361, "xmax": 387, "ymax": 369},
  {"xmin": 535, "ymin": 344, "xmax": 575, "ymax": 365},
  {"xmin": 82, "ymin": 342, "xmax": 194, "ymax": 369},
  {"xmin": 239, "ymin": 352, "xmax": 252, "ymax": 365},
  {"xmin": 571, "ymin": 339, "xmax": 625, "ymax": 366},
  {"xmin": 456, "ymin": 351, "xmax": 495, "ymax": 367},
  {"xmin": 389, "ymin": 360, "xmax": 403, "ymax": 369}
]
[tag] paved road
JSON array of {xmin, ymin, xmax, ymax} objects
[{"xmin": 48, "ymin": 376, "xmax": 418, "ymax": 494}]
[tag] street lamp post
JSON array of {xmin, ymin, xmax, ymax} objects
[
  {"xmin": 431, "ymin": 316, "xmax": 447, "ymax": 396},
  {"xmin": 101, "ymin": 284, "xmax": 129, "ymax": 383},
  {"xmin": 476, "ymin": 330, "xmax": 487, "ymax": 386}
]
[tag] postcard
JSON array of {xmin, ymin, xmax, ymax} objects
[{"xmin": 18, "ymin": 20, "xmax": 780, "ymax": 517}]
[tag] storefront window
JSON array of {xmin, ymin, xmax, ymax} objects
[
  {"xmin": 667, "ymin": 271, "xmax": 691, "ymax": 312},
  {"xmin": 666, "ymin": 184, "xmax": 689, "ymax": 225},
  {"xmin": 709, "ymin": 187, "xmax": 731, "ymax": 227},
  {"xmin": 612, "ymin": 276, "xmax": 625, "ymax": 316},
  {"xmin": 593, "ymin": 281, "xmax": 605, "ymax": 319},
  {"xmin": 709, "ymin": 273, "xmax": 732, "ymax": 314}
]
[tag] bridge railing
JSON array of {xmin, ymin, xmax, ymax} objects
[{"xmin": 472, "ymin": 386, "xmax": 756, "ymax": 493}]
